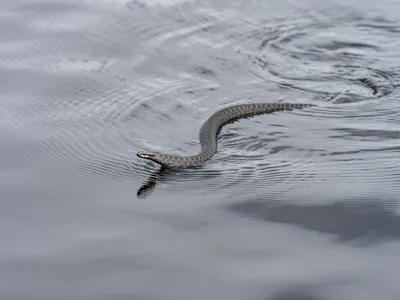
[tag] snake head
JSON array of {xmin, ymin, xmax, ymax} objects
[{"xmin": 137, "ymin": 151, "xmax": 158, "ymax": 162}]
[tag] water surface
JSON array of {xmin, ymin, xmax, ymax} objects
[{"xmin": 1, "ymin": 0, "xmax": 400, "ymax": 299}]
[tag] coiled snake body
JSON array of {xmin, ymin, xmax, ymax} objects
[{"xmin": 137, "ymin": 102, "xmax": 314, "ymax": 168}]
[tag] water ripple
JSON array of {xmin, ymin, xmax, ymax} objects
[
  {"xmin": 3, "ymin": 1, "xmax": 400, "ymax": 299},
  {"xmin": 1, "ymin": 2, "xmax": 399, "ymax": 203}
]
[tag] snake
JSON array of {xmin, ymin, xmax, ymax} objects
[{"xmin": 137, "ymin": 102, "xmax": 314, "ymax": 168}]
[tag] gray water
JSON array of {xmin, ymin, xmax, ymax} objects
[{"xmin": 1, "ymin": 0, "xmax": 400, "ymax": 299}]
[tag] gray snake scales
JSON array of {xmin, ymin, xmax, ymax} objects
[{"xmin": 137, "ymin": 102, "xmax": 314, "ymax": 168}]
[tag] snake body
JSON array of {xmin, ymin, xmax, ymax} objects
[{"xmin": 137, "ymin": 102, "xmax": 314, "ymax": 168}]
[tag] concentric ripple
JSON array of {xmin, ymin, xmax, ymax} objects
[
  {"xmin": 1, "ymin": 1, "xmax": 399, "ymax": 203},
  {"xmin": 132, "ymin": 5, "xmax": 400, "ymax": 200},
  {"xmin": 2, "ymin": 1, "xmax": 400, "ymax": 300}
]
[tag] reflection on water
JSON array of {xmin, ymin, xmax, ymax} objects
[
  {"xmin": 137, "ymin": 166, "xmax": 168, "ymax": 199},
  {"xmin": 1, "ymin": 0, "xmax": 400, "ymax": 299},
  {"xmin": 230, "ymin": 199, "xmax": 400, "ymax": 244}
]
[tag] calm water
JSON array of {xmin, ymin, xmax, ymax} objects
[{"xmin": 1, "ymin": 0, "xmax": 400, "ymax": 299}]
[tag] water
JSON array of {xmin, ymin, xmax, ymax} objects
[{"xmin": 1, "ymin": 0, "xmax": 400, "ymax": 299}]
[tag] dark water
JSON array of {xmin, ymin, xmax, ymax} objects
[{"xmin": 1, "ymin": 0, "xmax": 400, "ymax": 299}]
